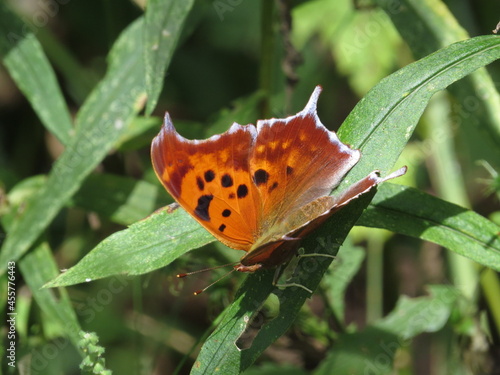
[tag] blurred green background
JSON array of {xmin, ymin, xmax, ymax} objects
[{"xmin": 1, "ymin": 0, "xmax": 500, "ymax": 374}]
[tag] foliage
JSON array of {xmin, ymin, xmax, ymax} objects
[
  {"xmin": 1, "ymin": 0, "xmax": 499, "ymax": 374},
  {"xmin": 79, "ymin": 331, "xmax": 112, "ymax": 375}
]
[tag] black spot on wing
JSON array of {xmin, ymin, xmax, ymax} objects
[
  {"xmin": 221, "ymin": 174, "xmax": 233, "ymax": 187},
  {"xmin": 204, "ymin": 170, "xmax": 215, "ymax": 182},
  {"xmin": 286, "ymin": 166, "xmax": 294, "ymax": 175},
  {"xmin": 222, "ymin": 209, "xmax": 231, "ymax": 217},
  {"xmin": 218, "ymin": 224, "xmax": 226, "ymax": 232},
  {"xmin": 228, "ymin": 193, "xmax": 235, "ymax": 199},
  {"xmin": 268, "ymin": 181, "xmax": 278, "ymax": 193},
  {"xmin": 253, "ymin": 169, "xmax": 269, "ymax": 185},
  {"xmin": 194, "ymin": 194, "xmax": 213, "ymax": 221},
  {"xmin": 237, "ymin": 184, "xmax": 248, "ymax": 198},
  {"xmin": 196, "ymin": 176, "xmax": 204, "ymax": 191}
]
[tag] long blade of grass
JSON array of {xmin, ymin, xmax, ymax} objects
[
  {"xmin": 144, "ymin": 0, "xmax": 194, "ymax": 114},
  {"xmin": 357, "ymin": 183, "xmax": 500, "ymax": 270},
  {"xmin": 0, "ymin": 18, "xmax": 147, "ymax": 273},
  {"xmin": 1, "ymin": 177, "xmax": 83, "ymax": 355},
  {"xmin": 0, "ymin": 3, "xmax": 73, "ymax": 145},
  {"xmin": 376, "ymin": 0, "xmax": 500, "ymax": 145},
  {"xmin": 72, "ymin": 173, "xmax": 169, "ymax": 226},
  {"xmin": 19, "ymin": 243, "xmax": 82, "ymax": 350},
  {"xmin": 336, "ymin": 35, "xmax": 500, "ymax": 191},
  {"xmin": 44, "ymin": 206, "xmax": 214, "ymax": 288}
]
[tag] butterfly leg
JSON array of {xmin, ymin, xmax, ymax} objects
[
  {"xmin": 281, "ymin": 235, "xmax": 301, "ymax": 241},
  {"xmin": 272, "ymin": 264, "xmax": 313, "ymax": 294},
  {"xmin": 166, "ymin": 202, "xmax": 180, "ymax": 213},
  {"xmin": 296, "ymin": 249, "xmax": 338, "ymax": 260}
]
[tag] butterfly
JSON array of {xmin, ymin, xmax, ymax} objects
[{"xmin": 151, "ymin": 86, "xmax": 406, "ymax": 274}]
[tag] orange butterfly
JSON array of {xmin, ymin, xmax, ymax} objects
[{"xmin": 151, "ymin": 86, "xmax": 406, "ymax": 273}]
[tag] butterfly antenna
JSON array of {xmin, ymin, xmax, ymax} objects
[
  {"xmin": 193, "ymin": 268, "xmax": 236, "ymax": 296},
  {"xmin": 176, "ymin": 262, "xmax": 239, "ymax": 295},
  {"xmin": 176, "ymin": 261, "xmax": 238, "ymax": 278}
]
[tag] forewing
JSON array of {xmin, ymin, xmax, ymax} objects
[
  {"xmin": 151, "ymin": 114, "xmax": 261, "ymax": 251},
  {"xmin": 249, "ymin": 86, "xmax": 360, "ymax": 237}
]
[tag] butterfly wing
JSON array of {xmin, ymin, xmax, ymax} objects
[
  {"xmin": 151, "ymin": 114, "xmax": 261, "ymax": 251},
  {"xmin": 151, "ymin": 87, "xmax": 407, "ymax": 272},
  {"xmin": 248, "ymin": 86, "xmax": 360, "ymax": 249},
  {"xmin": 239, "ymin": 167, "xmax": 407, "ymax": 269}
]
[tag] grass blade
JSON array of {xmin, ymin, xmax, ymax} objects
[
  {"xmin": 0, "ymin": 18, "xmax": 147, "ymax": 273},
  {"xmin": 44, "ymin": 207, "xmax": 214, "ymax": 288},
  {"xmin": 19, "ymin": 243, "xmax": 82, "ymax": 350},
  {"xmin": 376, "ymin": 0, "xmax": 500, "ymax": 145},
  {"xmin": 337, "ymin": 35, "xmax": 500, "ymax": 193},
  {"xmin": 0, "ymin": 3, "xmax": 73, "ymax": 145},
  {"xmin": 358, "ymin": 183, "xmax": 500, "ymax": 270},
  {"xmin": 72, "ymin": 173, "xmax": 169, "ymax": 226},
  {"xmin": 144, "ymin": 0, "xmax": 194, "ymax": 114}
]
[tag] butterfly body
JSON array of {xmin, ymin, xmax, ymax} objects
[{"xmin": 151, "ymin": 86, "xmax": 406, "ymax": 272}]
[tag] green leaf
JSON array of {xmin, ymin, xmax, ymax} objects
[
  {"xmin": 19, "ymin": 243, "xmax": 82, "ymax": 350},
  {"xmin": 44, "ymin": 206, "xmax": 214, "ymax": 288},
  {"xmin": 376, "ymin": 0, "xmax": 500, "ymax": 151},
  {"xmin": 0, "ymin": 3, "xmax": 73, "ymax": 145},
  {"xmin": 72, "ymin": 174, "xmax": 169, "ymax": 226},
  {"xmin": 144, "ymin": 0, "xmax": 195, "ymax": 114},
  {"xmin": 377, "ymin": 0, "xmax": 469, "ymax": 58},
  {"xmin": 314, "ymin": 285, "xmax": 459, "ymax": 375},
  {"xmin": 0, "ymin": 175, "xmax": 47, "ymax": 229},
  {"xmin": 1, "ymin": 180, "xmax": 82, "ymax": 351},
  {"xmin": 0, "ymin": 18, "xmax": 147, "ymax": 273},
  {"xmin": 358, "ymin": 183, "xmax": 500, "ymax": 271},
  {"xmin": 190, "ymin": 268, "xmax": 277, "ymax": 374},
  {"xmin": 337, "ymin": 35, "xmax": 500, "ymax": 194}
]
